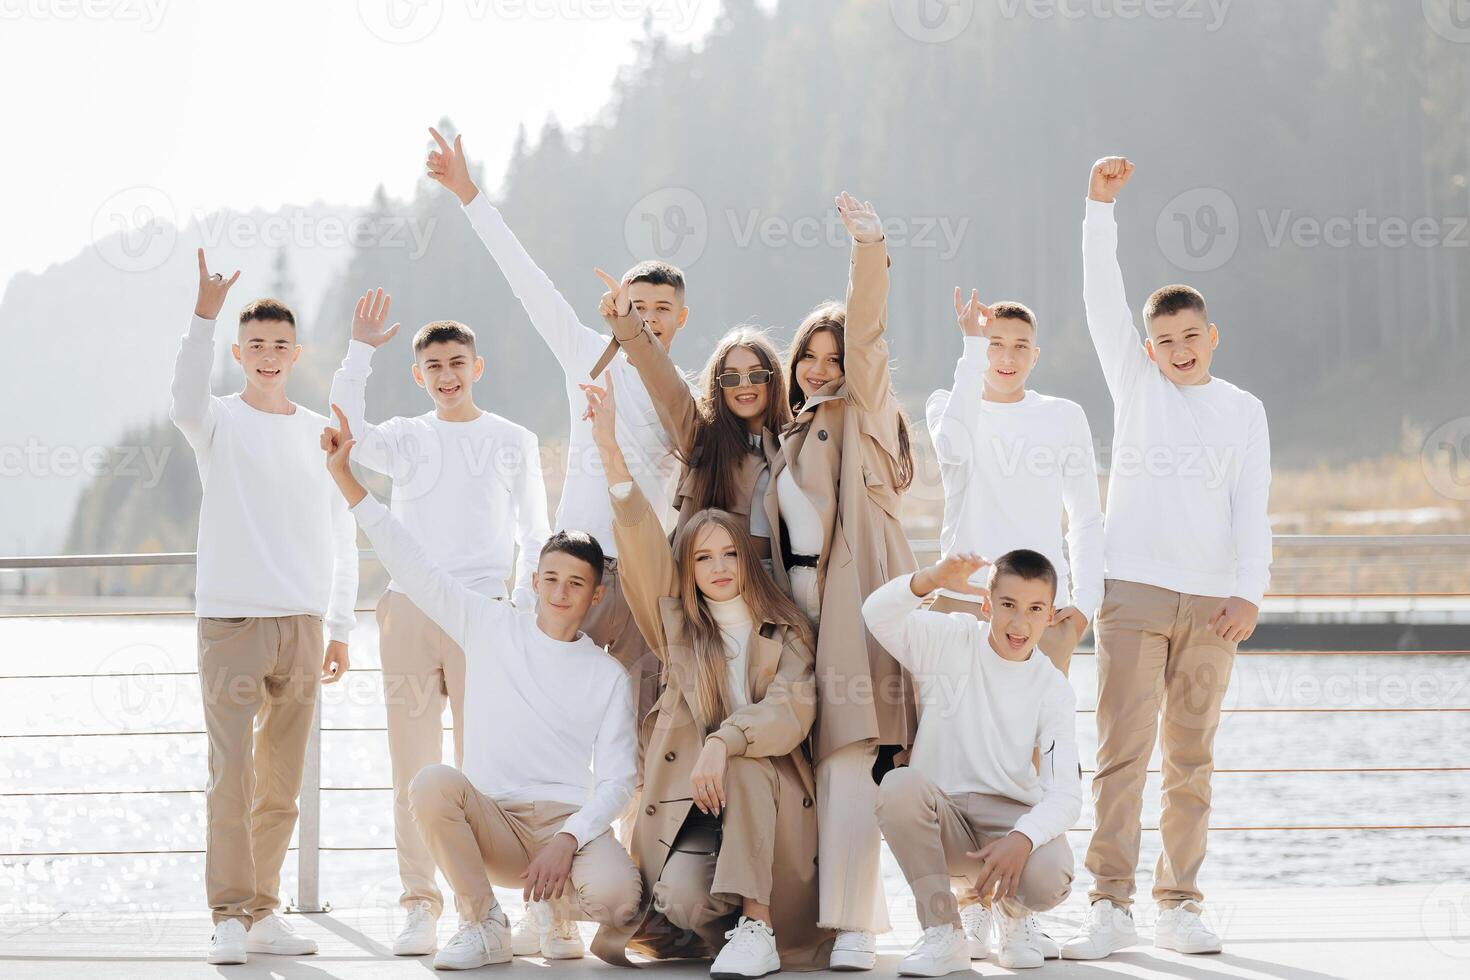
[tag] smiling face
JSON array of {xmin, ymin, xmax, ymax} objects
[
  {"xmin": 794, "ymin": 325, "xmax": 844, "ymax": 400},
  {"xmin": 627, "ymin": 279, "xmax": 689, "ymax": 353},
  {"xmin": 983, "ymin": 571, "xmax": 1057, "ymax": 661},
  {"xmin": 984, "ymin": 314, "xmax": 1039, "ymax": 400},
  {"xmin": 532, "ymin": 550, "xmax": 603, "ymax": 635},
  {"xmin": 413, "ymin": 339, "xmax": 483, "ymax": 413},
  {"xmin": 233, "ymin": 318, "xmax": 301, "ymax": 394},
  {"xmin": 719, "ymin": 345, "xmax": 771, "ymax": 431},
  {"xmin": 1146, "ymin": 309, "xmax": 1218, "ymax": 385},
  {"xmin": 690, "ymin": 523, "xmax": 742, "ymax": 602}
]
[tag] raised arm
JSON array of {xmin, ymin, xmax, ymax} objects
[
  {"xmin": 327, "ymin": 288, "xmax": 406, "ymax": 477},
  {"xmin": 169, "ymin": 250, "xmax": 240, "ymax": 451},
  {"xmin": 835, "ymin": 191, "xmax": 895, "ymax": 414},
  {"xmin": 594, "ymin": 267, "xmax": 699, "ymax": 455},
  {"xmin": 559, "ymin": 668, "xmax": 637, "ymax": 849},
  {"xmin": 509, "ymin": 427, "xmax": 552, "ymax": 609},
  {"xmin": 1082, "ymin": 157, "xmax": 1149, "ymax": 398},
  {"xmin": 426, "ymin": 127, "xmax": 605, "ymax": 377},
  {"xmin": 926, "ymin": 288, "xmax": 997, "ymax": 467},
  {"xmin": 709, "ymin": 633, "xmax": 816, "ymax": 761},
  {"xmin": 861, "ymin": 557, "xmax": 989, "ymax": 676}
]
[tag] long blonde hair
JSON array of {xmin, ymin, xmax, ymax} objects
[{"xmin": 671, "ymin": 508, "xmax": 813, "ymax": 733}]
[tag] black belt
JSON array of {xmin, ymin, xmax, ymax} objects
[{"xmin": 787, "ymin": 554, "xmax": 818, "ymax": 569}]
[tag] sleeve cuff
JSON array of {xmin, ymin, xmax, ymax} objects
[
  {"xmin": 1234, "ymin": 584, "xmax": 1267, "ymax": 608},
  {"xmin": 710, "ymin": 725, "xmax": 749, "ymax": 758},
  {"xmin": 1084, "ymin": 197, "xmax": 1117, "ymax": 220},
  {"xmin": 557, "ymin": 814, "xmax": 595, "ymax": 851},
  {"xmin": 187, "ymin": 315, "xmax": 217, "ymax": 341},
  {"xmin": 1011, "ymin": 816, "xmax": 1050, "ymax": 852},
  {"xmin": 350, "ymin": 494, "xmax": 388, "ymax": 526},
  {"xmin": 327, "ymin": 624, "xmax": 352, "ymax": 644},
  {"xmin": 345, "ymin": 339, "xmax": 376, "ymax": 370}
]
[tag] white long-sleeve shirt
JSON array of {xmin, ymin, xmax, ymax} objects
[
  {"xmin": 461, "ymin": 194, "xmax": 682, "ymax": 557},
  {"xmin": 329, "ymin": 340, "xmax": 550, "ymax": 607},
  {"xmin": 1082, "ymin": 198, "xmax": 1273, "ymax": 605},
  {"xmin": 862, "ymin": 574, "xmax": 1081, "ymax": 849},
  {"xmin": 353, "ymin": 494, "xmax": 636, "ymax": 849},
  {"xmin": 926, "ymin": 342, "xmax": 1104, "ymax": 617},
  {"xmin": 169, "ymin": 315, "xmax": 358, "ymax": 641}
]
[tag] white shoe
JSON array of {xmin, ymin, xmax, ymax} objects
[
  {"xmin": 958, "ymin": 902, "xmax": 991, "ymax": 959},
  {"xmin": 433, "ymin": 908, "xmax": 512, "ymax": 970},
  {"xmin": 206, "ymin": 918, "xmax": 247, "ymax": 964},
  {"xmin": 996, "ymin": 911, "xmax": 1043, "ymax": 969},
  {"xmin": 511, "ymin": 903, "xmax": 544, "ymax": 956},
  {"xmin": 1060, "ymin": 899, "xmax": 1137, "ymax": 959},
  {"xmin": 829, "ymin": 929, "xmax": 877, "ymax": 971},
  {"xmin": 898, "ymin": 923, "xmax": 971, "ymax": 977},
  {"xmin": 393, "ymin": 900, "xmax": 438, "ymax": 956},
  {"xmin": 1154, "ymin": 902, "xmax": 1223, "ymax": 954},
  {"xmin": 542, "ymin": 914, "xmax": 586, "ymax": 959},
  {"xmin": 245, "ymin": 913, "xmax": 318, "ymax": 955},
  {"xmin": 1030, "ymin": 915, "xmax": 1060, "ymax": 959},
  {"xmin": 711, "ymin": 916, "xmax": 781, "ymax": 979}
]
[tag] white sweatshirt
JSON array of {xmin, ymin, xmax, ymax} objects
[
  {"xmin": 461, "ymin": 194, "xmax": 683, "ymax": 558},
  {"xmin": 329, "ymin": 340, "xmax": 550, "ymax": 607},
  {"xmin": 926, "ymin": 347, "xmax": 1104, "ymax": 617},
  {"xmin": 1083, "ymin": 199, "xmax": 1273, "ymax": 605},
  {"xmin": 169, "ymin": 315, "xmax": 358, "ymax": 641},
  {"xmin": 353, "ymin": 494, "xmax": 636, "ymax": 849},
  {"xmin": 863, "ymin": 574, "xmax": 1082, "ymax": 849}
]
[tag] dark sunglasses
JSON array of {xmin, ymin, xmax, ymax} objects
[{"xmin": 716, "ymin": 369, "xmax": 773, "ymax": 389}]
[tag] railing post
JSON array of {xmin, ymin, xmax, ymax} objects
[{"xmin": 291, "ymin": 694, "xmax": 328, "ymax": 912}]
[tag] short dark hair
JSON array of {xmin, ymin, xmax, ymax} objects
[
  {"xmin": 413, "ymin": 320, "xmax": 477, "ymax": 355},
  {"xmin": 1143, "ymin": 284, "xmax": 1207, "ymax": 325},
  {"xmin": 539, "ymin": 530, "xmax": 605, "ymax": 585},
  {"xmin": 238, "ymin": 298, "xmax": 295, "ymax": 328},
  {"xmin": 624, "ymin": 260, "xmax": 686, "ymax": 299},
  {"xmin": 989, "ymin": 301, "xmax": 1037, "ymax": 331},
  {"xmin": 989, "ymin": 548, "xmax": 1058, "ymax": 600}
]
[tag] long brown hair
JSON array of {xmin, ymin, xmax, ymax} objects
[
  {"xmin": 682, "ymin": 327, "xmax": 792, "ymax": 512},
  {"xmin": 786, "ymin": 302, "xmax": 916, "ymax": 491},
  {"xmin": 671, "ymin": 508, "xmax": 813, "ymax": 733}
]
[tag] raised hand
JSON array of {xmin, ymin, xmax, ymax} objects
[
  {"xmin": 351, "ymin": 288, "xmax": 401, "ymax": 348},
  {"xmin": 954, "ymin": 287, "xmax": 995, "ymax": 339},
  {"xmin": 579, "ymin": 374, "xmax": 617, "ymax": 447},
  {"xmin": 593, "ymin": 267, "xmax": 633, "ymax": 329},
  {"xmin": 426, "ymin": 127, "xmax": 478, "ymax": 205},
  {"xmin": 911, "ymin": 552, "xmax": 990, "ymax": 598},
  {"xmin": 194, "ymin": 248, "xmax": 241, "ymax": 320},
  {"xmin": 835, "ymin": 190, "xmax": 883, "ymax": 244},
  {"xmin": 321, "ymin": 403, "xmax": 365, "ymax": 506},
  {"xmin": 1088, "ymin": 156, "xmax": 1136, "ymax": 204},
  {"xmin": 1051, "ymin": 605, "xmax": 1089, "ymax": 637}
]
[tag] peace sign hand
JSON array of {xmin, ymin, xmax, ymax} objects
[
  {"xmin": 953, "ymin": 287, "xmax": 995, "ymax": 339},
  {"xmin": 194, "ymin": 248, "xmax": 241, "ymax": 320}
]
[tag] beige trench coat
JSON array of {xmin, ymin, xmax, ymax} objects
[
  {"xmin": 589, "ymin": 484, "xmax": 833, "ymax": 970},
  {"xmin": 763, "ymin": 238, "xmax": 918, "ymax": 762}
]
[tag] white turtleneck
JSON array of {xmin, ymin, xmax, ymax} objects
[{"xmin": 707, "ymin": 594, "xmax": 754, "ymax": 709}]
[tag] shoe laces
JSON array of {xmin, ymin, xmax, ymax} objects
[
  {"xmin": 959, "ymin": 903, "xmax": 990, "ymax": 939},
  {"xmin": 1001, "ymin": 912, "xmax": 1038, "ymax": 946},
  {"xmin": 1171, "ymin": 903, "xmax": 1208, "ymax": 934},
  {"xmin": 404, "ymin": 901, "xmax": 434, "ymax": 927},
  {"xmin": 552, "ymin": 917, "xmax": 580, "ymax": 942},
  {"xmin": 723, "ymin": 916, "xmax": 774, "ymax": 952},
  {"xmin": 911, "ymin": 924, "xmax": 961, "ymax": 957},
  {"xmin": 835, "ymin": 929, "xmax": 875, "ymax": 951},
  {"xmin": 1088, "ymin": 900, "xmax": 1123, "ymax": 930}
]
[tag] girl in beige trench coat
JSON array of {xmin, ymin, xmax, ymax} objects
[
  {"xmin": 582, "ymin": 378, "xmax": 835, "ymax": 977},
  {"xmin": 764, "ymin": 192, "xmax": 919, "ymax": 969}
]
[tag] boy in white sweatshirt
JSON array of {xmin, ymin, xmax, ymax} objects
[
  {"xmin": 169, "ymin": 251, "xmax": 358, "ymax": 966},
  {"xmin": 1065, "ymin": 157, "xmax": 1272, "ymax": 960},
  {"xmin": 322, "ymin": 406, "xmax": 642, "ymax": 972},
  {"xmin": 865, "ymin": 551, "xmax": 1081, "ymax": 975},
  {"xmin": 327, "ymin": 288, "xmax": 552, "ymax": 956}
]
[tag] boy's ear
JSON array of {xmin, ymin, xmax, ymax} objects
[
  {"xmin": 473, "ymin": 355, "xmax": 485, "ymax": 382},
  {"xmin": 981, "ymin": 594, "xmax": 992, "ymax": 618},
  {"xmin": 1143, "ymin": 337, "xmax": 1157, "ymax": 363},
  {"xmin": 1208, "ymin": 323, "xmax": 1220, "ymax": 349},
  {"xmin": 591, "ymin": 583, "xmax": 606, "ymax": 606},
  {"xmin": 231, "ymin": 344, "xmax": 242, "ymax": 363},
  {"xmin": 291, "ymin": 345, "xmax": 302, "ymax": 363},
  {"xmin": 677, "ymin": 306, "xmax": 690, "ymax": 328},
  {"xmin": 531, "ymin": 570, "xmax": 540, "ymax": 592},
  {"xmin": 411, "ymin": 362, "xmax": 426, "ymax": 389}
]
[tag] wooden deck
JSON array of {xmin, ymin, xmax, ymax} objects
[{"xmin": 3, "ymin": 884, "xmax": 1464, "ymax": 979}]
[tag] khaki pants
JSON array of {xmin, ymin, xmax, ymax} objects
[
  {"xmin": 408, "ymin": 763, "xmax": 642, "ymax": 926},
  {"xmin": 582, "ymin": 559, "xmax": 660, "ymax": 723},
  {"xmin": 876, "ymin": 767, "xmax": 1073, "ymax": 929},
  {"xmin": 927, "ymin": 593, "xmax": 1083, "ymax": 676},
  {"xmin": 197, "ymin": 614, "xmax": 322, "ymax": 926},
  {"xmin": 652, "ymin": 756, "xmax": 780, "ymax": 951},
  {"xmin": 1086, "ymin": 579, "xmax": 1237, "ymax": 909},
  {"xmin": 377, "ymin": 589, "xmax": 468, "ymax": 916},
  {"xmin": 815, "ymin": 740, "xmax": 890, "ymax": 933}
]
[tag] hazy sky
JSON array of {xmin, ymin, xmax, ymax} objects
[{"xmin": 0, "ymin": 0, "xmax": 736, "ymax": 294}]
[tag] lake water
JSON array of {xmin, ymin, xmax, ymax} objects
[{"xmin": 2, "ymin": 615, "xmax": 1467, "ymax": 918}]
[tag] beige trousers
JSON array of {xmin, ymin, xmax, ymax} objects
[
  {"xmin": 815, "ymin": 740, "xmax": 891, "ymax": 933},
  {"xmin": 408, "ymin": 763, "xmax": 642, "ymax": 926},
  {"xmin": 1085, "ymin": 579, "xmax": 1237, "ymax": 909},
  {"xmin": 197, "ymin": 614, "xmax": 322, "ymax": 926},
  {"xmin": 876, "ymin": 767, "xmax": 1073, "ymax": 929},
  {"xmin": 377, "ymin": 589, "xmax": 468, "ymax": 916},
  {"xmin": 581, "ymin": 559, "xmax": 661, "ymax": 724}
]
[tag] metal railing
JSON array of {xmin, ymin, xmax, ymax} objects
[{"xmin": 2, "ymin": 535, "xmax": 1467, "ymax": 911}]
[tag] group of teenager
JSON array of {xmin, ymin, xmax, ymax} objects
[{"xmin": 172, "ymin": 138, "xmax": 1271, "ymax": 976}]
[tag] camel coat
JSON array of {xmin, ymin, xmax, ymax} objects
[
  {"xmin": 595, "ymin": 312, "xmax": 778, "ymax": 559},
  {"xmin": 589, "ymin": 484, "xmax": 833, "ymax": 971},
  {"xmin": 764, "ymin": 238, "xmax": 918, "ymax": 763}
]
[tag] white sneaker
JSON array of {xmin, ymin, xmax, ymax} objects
[
  {"xmin": 959, "ymin": 902, "xmax": 991, "ymax": 959},
  {"xmin": 996, "ymin": 911, "xmax": 1043, "ymax": 969},
  {"xmin": 897, "ymin": 923, "xmax": 971, "ymax": 977},
  {"xmin": 1154, "ymin": 902, "xmax": 1222, "ymax": 954},
  {"xmin": 542, "ymin": 914, "xmax": 586, "ymax": 959},
  {"xmin": 433, "ymin": 908, "xmax": 512, "ymax": 970},
  {"xmin": 206, "ymin": 918, "xmax": 247, "ymax": 964},
  {"xmin": 393, "ymin": 900, "xmax": 438, "ymax": 956},
  {"xmin": 1029, "ymin": 915, "xmax": 1060, "ymax": 959},
  {"xmin": 245, "ymin": 913, "xmax": 318, "ymax": 955},
  {"xmin": 711, "ymin": 916, "xmax": 781, "ymax": 979},
  {"xmin": 829, "ymin": 929, "xmax": 877, "ymax": 971},
  {"xmin": 1060, "ymin": 899, "xmax": 1137, "ymax": 960},
  {"xmin": 511, "ymin": 902, "xmax": 544, "ymax": 956}
]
